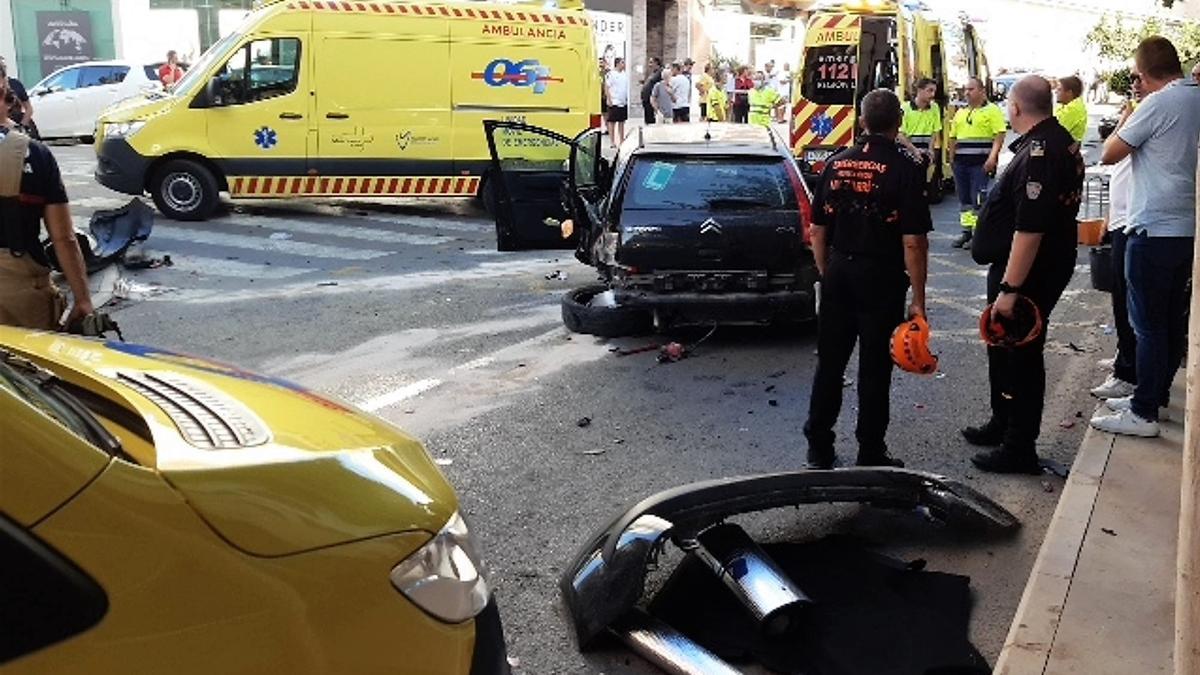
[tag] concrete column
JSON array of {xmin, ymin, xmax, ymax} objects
[
  {"xmin": 631, "ymin": 0, "xmax": 647, "ymax": 121},
  {"xmin": 0, "ymin": 1, "xmax": 17, "ymax": 77},
  {"xmin": 675, "ymin": 0, "xmax": 690, "ymax": 63},
  {"xmin": 662, "ymin": 0, "xmax": 678, "ymax": 64}
]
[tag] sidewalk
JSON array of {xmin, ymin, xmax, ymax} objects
[{"xmin": 995, "ymin": 374, "xmax": 1184, "ymax": 674}]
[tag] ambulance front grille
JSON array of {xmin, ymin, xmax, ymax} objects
[{"xmin": 116, "ymin": 371, "xmax": 270, "ymax": 449}]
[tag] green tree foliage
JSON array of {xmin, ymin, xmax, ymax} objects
[{"xmin": 1086, "ymin": 14, "xmax": 1200, "ymax": 66}]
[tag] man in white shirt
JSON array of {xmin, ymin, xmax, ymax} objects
[
  {"xmin": 605, "ymin": 57, "xmax": 629, "ymax": 147},
  {"xmin": 669, "ymin": 62, "xmax": 692, "ymax": 122},
  {"xmin": 1090, "ymin": 74, "xmax": 1145, "ymax": 402}
]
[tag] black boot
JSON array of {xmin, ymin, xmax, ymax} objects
[
  {"xmin": 971, "ymin": 448, "xmax": 1041, "ymax": 475},
  {"xmin": 807, "ymin": 446, "xmax": 836, "ymax": 470},
  {"xmin": 951, "ymin": 229, "xmax": 973, "ymax": 249},
  {"xmin": 856, "ymin": 453, "xmax": 905, "ymax": 468},
  {"xmin": 961, "ymin": 419, "xmax": 1006, "ymax": 446}
]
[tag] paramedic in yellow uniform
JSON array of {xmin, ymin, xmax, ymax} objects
[
  {"xmin": 1054, "ymin": 75, "xmax": 1088, "ymax": 144},
  {"xmin": 707, "ymin": 71, "xmax": 729, "ymax": 122},
  {"xmin": 948, "ymin": 77, "xmax": 1006, "ymax": 248},
  {"xmin": 900, "ymin": 77, "xmax": 943, "ymax": 193},
  {"xmin": 749, "ymin": 72, "xmax": 784, "ymax": 128}
]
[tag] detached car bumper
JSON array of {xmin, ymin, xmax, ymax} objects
[
  {"xmin": 95, "ymin": 138, "xmax": 150, "ymax": 195},
  {"xmin": 559, "ymin": 468, "xmax": 1020, "ymax": 648}
]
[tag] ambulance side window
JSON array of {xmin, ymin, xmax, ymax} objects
[{"xmin": 215, "ymin": 37, "xmax": 301, "ymax": 106}]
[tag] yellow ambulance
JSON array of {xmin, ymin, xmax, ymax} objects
[
  {"xmin": 94, "ymin": 0, "xmax": 601, "ymax": 222},
  {"xmin": 791, "ymin": 0, "xmax": 992, "ymax": 195}
]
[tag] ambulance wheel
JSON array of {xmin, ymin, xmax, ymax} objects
[{"xmin": 152, "ymin": 159, "xmax": 218, "ymax": 221}]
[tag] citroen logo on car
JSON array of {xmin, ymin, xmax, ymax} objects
[{"xmin": 700, "ymin": 218, "xmax": 722, "ymax": 235}]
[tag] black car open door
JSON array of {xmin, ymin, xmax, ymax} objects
[
  {"xmin": 565, "ymin": 128, "xmax": 611, "ymax": 266},
  {"xmin": 483, "ymin": 121, "xmax": 581, "ymax": 252}
]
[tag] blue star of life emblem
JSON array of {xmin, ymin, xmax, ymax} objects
[
  {"xmin": 811, "ymin": 114, "xmax": 835, "ymax": 138},
  {"xmin": 254, "ymin": 127, "xmax": 278, "ymax": 150}
]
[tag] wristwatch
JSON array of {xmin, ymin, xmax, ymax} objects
[{"xmin": 998, "ymin": 281, "xmax": 1021, "ymax": 295}]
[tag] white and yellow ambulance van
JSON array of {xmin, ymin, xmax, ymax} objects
[{"xmin": 94, "ymin": 0, "xmax": 600, "ymax": 226}]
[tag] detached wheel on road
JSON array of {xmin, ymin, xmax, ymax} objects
[
  {"xmin": 561, "ymin": 285, "xmax": 651, "ymax": 338},
  {"xmin": 152, "ymin": 159, "xmax": 219, "ymax": 221}
]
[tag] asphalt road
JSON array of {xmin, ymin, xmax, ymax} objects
[{"xmin": 52, "ymin": 135, "xmax": 1112, "ymax": 673}]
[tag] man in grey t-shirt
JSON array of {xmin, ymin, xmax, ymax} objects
[{"xmin": 1092, "ymin": 36, "xmax": 1200, "ymax": 438}]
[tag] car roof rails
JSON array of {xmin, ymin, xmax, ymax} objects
[{"xmin": 637, "ymin": 125, "xmax": 645, "ymax": 150}]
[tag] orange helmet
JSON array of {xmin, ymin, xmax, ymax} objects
[
  {"xmin": 980, "ymin": 295, "xmax": 1044, "ymax": 348},
  {"xmin": 891, "ymin": 315, "xmax": 939, "ymax": 375}
]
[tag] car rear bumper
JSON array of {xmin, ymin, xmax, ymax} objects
[
  {"xmin": 95, "ymin": 138, "xmax": 150, "ymax": 195},
  {"xmin": 614, "ymin": 268, "xmax": 817, "ymax": 318}
]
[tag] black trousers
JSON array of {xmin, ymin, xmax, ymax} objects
[
  {"xmin": 1109, "ymin": 228, "xmax": 1137, "ymax": 384},
  {"xmin": 642, "ymin": 99, "xmax": 655, "ymax": 125},
  {"xmin": 732, "ymin": 102, "xmax": 749, "ymax": 124},
  {"xmin": 805, "ymin": 253, "xmax": 908, "ymax": 460},
  {"xmin": 984, "ymin": 260, "xmax": 1074, "ymax": 455}
]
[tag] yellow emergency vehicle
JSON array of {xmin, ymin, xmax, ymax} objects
[
  {"xmin": 791, "ymin": 0, "xmax": 993, "ymax": 191},
  {"xmin": 93, "ymin": 0, "xmax": 601, "ymax": 221}
]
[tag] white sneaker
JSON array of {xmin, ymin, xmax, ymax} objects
[
  {"xmin": 1097, "ymin": 356, "xmax": 1116, "ymax": 370},
  {"xmin": 1090, "ymin": 408, "xmax": 1160, "ymax": 437},
  {"xmin": 1091, "ymin": 376, "xmax": 1134, "ymax": 399},
  {"xmin": 1103, "ymin": 395, "xmax": 1132, "ymax": 411}
]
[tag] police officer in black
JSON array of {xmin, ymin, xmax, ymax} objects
[
  {"xmin": 0, "ymin": 61, "xmax": 93, "ymax": 331},
  {"xmin": 963, "ymin": 75, "xmax": 1082, "ymax": 474},
  {"xmin": 804, "ymin": 89, "xmax": 931, "ymax": 469}
]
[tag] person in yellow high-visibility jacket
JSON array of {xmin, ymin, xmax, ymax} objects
[
  {"xmin": 900, "ymin": 77, "xmax": 943, "ymax": 194},
  {"xmin": 1054, "ymin": 75, "xmax": 1087, "ymax": 144},
  {"xmin": 748, "ymin": 72, "xmax": 784, "ymax": 128},
  {"xmin": 947, "ymin": 77, "xmax": 1006, "ymax": 249},
  {"xmin": 706, "ymin": 72, "xmax": 729, "ymax": 122}
]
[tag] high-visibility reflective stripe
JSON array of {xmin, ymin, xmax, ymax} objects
[
  {"xmin": 228, "ymin": 175, "xmax": 481, "ymax": 197},
  {"xmin": 954, "ymin": 140, "xmax": 994, "ymax": 156},
  {"xmin": 285, "ymin": 0, "xmax": 588, "ymax": 24}
]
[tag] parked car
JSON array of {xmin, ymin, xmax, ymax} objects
[
  {"xmin": 29, "ymin": 61, "xmax": 162, "ymax": 141},
  {"xmin": 483, "ymin": 121, "xmax": 818, "ymax": 333},
  {"xmin": 0, "ymin": 328, "xmax": 508, "ymax": 674}
]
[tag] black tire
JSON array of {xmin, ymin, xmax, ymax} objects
[
  {"xmin": 561, "ymin": 285, "xmax": 651, "ymax": 338},
  {"xmin": 151, "ymin": 159, "xmax": 219, "ymax": 221}
]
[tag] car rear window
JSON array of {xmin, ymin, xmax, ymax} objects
[{"xmin": 623, "ymin": 157, "xmax": 795, "ymax": 210}]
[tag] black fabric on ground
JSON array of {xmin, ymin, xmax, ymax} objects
[{"xmin": 647, "ymin": 536, "xmax": 989, "ymax": 675}]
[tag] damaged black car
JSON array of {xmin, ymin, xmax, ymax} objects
[{"xmin": 482, "ymin": 122, "xmax": 820, "ymax": 336}]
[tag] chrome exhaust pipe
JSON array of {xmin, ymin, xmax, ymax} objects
[
  {"xmin": 611, "ymin": 610, "xmax": 742, "ymax": 675},
  {"xmin": 691, "ymin": 523, "xmax": 812, "ymax": 636}
]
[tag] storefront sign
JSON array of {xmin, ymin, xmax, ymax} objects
[
  {"xmin": 589, "ymin": 10, "xmax": 630, "ymax": 69},
  {"xmin": 36, "ymin": 11, "xmax": 94, "ymax": 77}
]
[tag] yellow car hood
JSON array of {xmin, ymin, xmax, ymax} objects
[
  {"xmin": 98, "ymin": 93, "xmax": 176, "ymax": 124},
  {"xmin": 1, "ymin": 328, "xmax": 457, "ymax": 557}
]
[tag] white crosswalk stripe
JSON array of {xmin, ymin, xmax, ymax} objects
[
  {"xmin": 217, "ymin": 214, "xmax": 455, "ymax": 246},
  {"xmin": 152, "ymin": 226, "xmax": 393, "ymax": 260},
  {"xmin": 165, "ymin": 255, "xmax": 313, "ymax": 280}
]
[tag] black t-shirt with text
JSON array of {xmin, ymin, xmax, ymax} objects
[
  {"xmin": 0, "ymin": 128, "xmax": 69, "ymax": 265},
  {"xmin": 811, "ymin": 134, "xmax": 933, "ymax": 272}
]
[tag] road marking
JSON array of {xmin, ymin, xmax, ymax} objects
[
  {"xmin": 360, "ymin": 378, "xmax": 444, "ymax": 412},
  {"xmin": 152, "ymin": 227, "xmax": 392, "ymax": 260},
  {"xmin": 219, "ymin": 214, "xmax": 455, "ymax": 246},
  {"xmin": 166, "ymin": 255, "xmax": 313, "ymax": 280},
  {"xmin": 72, "ymin": 196, "xmax": 132, "ymax": 210}
]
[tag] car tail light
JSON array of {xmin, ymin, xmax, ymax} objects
[
  {"xmin": 785, "ymin": 160, "xmax": 814, "ymax": 246},
  {"xmin": 590, "ymin": 114, "xmax": 602, "ymax": 129}
]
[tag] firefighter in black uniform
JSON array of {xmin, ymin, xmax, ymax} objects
[
  {"xmin": 0, "ymin": 61, "xmax": 93, "ymax": 331},
  {"xmin": 804, "ymin": 89, "xmax": 931, "ymax": 469},
  {"xmin": 963, "ymin": 75, "xmax": 1083, "ymax": 474}
]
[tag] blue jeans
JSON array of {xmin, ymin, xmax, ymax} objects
[
  {"xmin": 1125, "ymin": 234, "xmax": 1192, "ymax": 420},
  {"xmin": 952, "ymin": 160, "xmax": 990, "ymax": 228}
]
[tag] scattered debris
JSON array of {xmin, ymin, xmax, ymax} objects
[
  {"xmin": 768, "ymin": 399, "xmax": 779, "ymax": 407},
  {"xmin": 613, "ymin": 439, "xmax": 625, "ymax": 445},
  {"xmin": 765, "ymin": 384, "xmax": 776, "ymax": 393},
  {"xmin": 434, "ymin": 458, "xmax": 454, "ymax": 466},
  {"xmin": 1075, "ymin": 411, "xmax": 1084, "ymax": 418},
  {"xmin": 269, "ymin": 232, "xmax": 293, "ymax": 241},
  {"xmin": 768, "ymin": 370, "xmax": 787, "ymax": 378},
  {"xmin": 1039, "ymin": 458, "xmax": 1070, "ymax": 479},
  {"xmin": 590, "ymin": 289, "xmax": 618, "ymax": 308},
  {"xmin": 1059, "ymin": 420, "xmax": 1076, "ymax": 429},
  {"xmin": 317, "ymin": 281, "xmax": 338, "ymax": 287},
  {"xmin": 914, "ymin": 403, "xmax": 926, "ymax": 410},
  {"xmin": 658, "ymin": 341, "xmax": 687, "ymax": 363},
  {"xmin": 1101, "ymin": 324, "xmax": 1115, "ymax": 335},
  {"xmin": 576, "ymin": 417, "xmax": 592, "ymax": 428},
  {"xmin": 935, "ymin": 372, "xmax": 947, "ymax": 380},
  {"xmin": 1042, "ymin": 481, "xmax": 1056, "ymax": 493},
  {"xmin": 1101, "ymin": 527, "xmax": 1117, "ymax": 537},
  {"xmin": 46, "ymin": 198, "xmax": 155, "ymax": 274},
  {"xmin": 507, "ymin": 656, "xmax": 521, "ymax": 669},
  {"xmin": 615, "ymin": 343, "xmax": 659, "ymax": 357},
  {"xmin": 582, "ymin": 448, "xmax": 607, "ymax": 456},
  {"xmin": 1067, "ymin": 342, "xmax": 1086, "ymax": 354},
  {"xmin": 545, "ymin": 270, "xmax": 569, "ymax": 281},
  {"xmin": 843, "ymin": 377, "xmax": 855, "ymax": 387}
]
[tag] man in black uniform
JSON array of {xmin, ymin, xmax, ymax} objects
[
  {"xmin": 804, "ymin": 89, "xmax": 931, "ymax": 469},
  {"xmin": 640, "ymin": 57, "xmax": 663, "ymax": 126},
  {"xmin": 963, "ymin": 76, "xmax": 1082, "ymax": 474},
  {"xmin": 0, "ymin": 63, "xmax": 93, "ymax": 330}
]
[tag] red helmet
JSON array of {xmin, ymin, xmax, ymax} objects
[
  {"xmin": 891, "ymin": 315, "xmax": 939, "ymax": 375},
  {"xmin": 980, "ymin": 295, "xmax": 1044, "ymax": 348}
]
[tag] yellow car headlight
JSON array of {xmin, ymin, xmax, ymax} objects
[
  {"xmin": 103, "ymin": 121, "xmax": 146, "ymax": 139},
  {"xmin": 389, "ymin": 512, "xmax": 490, "ymax": 623}
]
